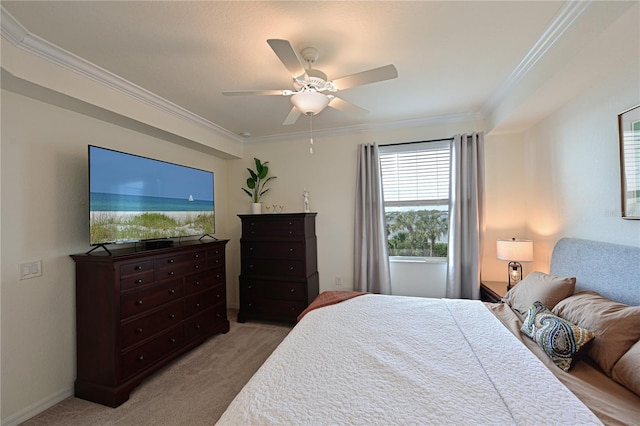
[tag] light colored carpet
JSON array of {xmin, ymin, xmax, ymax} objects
[{"xmin": 22, "ymin": 311, "xmax": 292, "ymax": 425}]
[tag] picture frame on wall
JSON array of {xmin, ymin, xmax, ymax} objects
[{"xmin": 618, "ymin": 104, "xmax": 640, "ymax": 219}]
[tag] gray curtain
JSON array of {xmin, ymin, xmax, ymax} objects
[
  {"xmin": 446, "ymin": 133, "xmax": 485, "ymax": 299},
  {"xmin": 354, "ymin": 143, "xmax": 392, "ymax": 294}
]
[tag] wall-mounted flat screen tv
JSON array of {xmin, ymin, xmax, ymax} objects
[{"xmin": 89, "ymin": 145, "xmax": 214, "ymax": 246}]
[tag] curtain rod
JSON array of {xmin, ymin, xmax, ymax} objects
[{"xmin": 379, "ymin": 137, "xmax": 454, "ymax": 147}]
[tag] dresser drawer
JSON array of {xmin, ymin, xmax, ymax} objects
[
  {"xmin": 242, "ymin": 218, "xmax": 306, "ymax": 240},
  {"xmin": 242, "ymin": 298, "xmax": 305, "ymax": 320},
  {"xmin": 120, "ymin": 279, "xmax": 183, "ymax": 319},
  {"xmin": 242, "ymin": 241, "xmax": 305, "ymax": 259},
  {"xmin": 156, "ymin": 251, "xmax": 206, "ymax": 268},
  {"xmin": 156, "ymin": 259, "xmax": 207, "ymax": 279},
  {"xmin": 120, "ymin": 270, "xmax": 155, "ymax": 291},
  {"xmin": 120, "ymin": 302, "xmax": 183, "ymax": 349},
  {"xmin": 242, "ymin": 259, "xmax": 306, "ymax": 277},
  {"xmin": 184, "ymin": 285, "xmax": 225, "ymax": 317},
  {"xmin": 120, "ymin": 260, "xmax": 155, "ymax": 277},
  {"xmin": 120, "ymin": 326, "xmax": 184, "ymax": 379},
  {"xmin": 184, "ymin": 304, "xmax": 227, "ymax": 341},
  {"xmin": 241, "ymin": 279, "xmax": 305, "ymax": 301},
  {"xmin": 185, "ymin": 269, "xmax": 225, "ymax": 295}
]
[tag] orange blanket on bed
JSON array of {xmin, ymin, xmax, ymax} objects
[{"xmin": 297, "ymin": 291, "xmax": 369, "ymax": 322}]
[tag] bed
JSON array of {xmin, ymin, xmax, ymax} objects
[{"xmin": 217, "ymin": 238, "xmax": 640, "ymax": 425}]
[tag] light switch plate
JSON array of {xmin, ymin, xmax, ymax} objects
[{"xmin": 19, "ymin": 261, "xmax": 42, "ymax": 280}]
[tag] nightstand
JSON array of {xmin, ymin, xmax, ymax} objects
[{"xmin": 480, "ymin": 281, "xmax": 509, "ymax": 303}]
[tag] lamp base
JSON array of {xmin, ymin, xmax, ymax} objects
[{"xmin": 507, "ymin": 261, "xmax": 523, "ymax": 291}]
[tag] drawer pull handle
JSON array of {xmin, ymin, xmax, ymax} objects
[
  {"xmin": 288, "ymin": 221, "xmax": 292, "ymax": 225},
  {"xmin": 216, "ymin": 293, "xmax": 221, "ymax": 298},
  {"xmin": 136, "ymin": 299, "xmax": 143, "ymax": 306},
  {"xmin": 290, "ymin": 288, "xmax": 295, "ymax": 293},
  {"xmin": 134, "ymin": 265, "xmax": 142, "ymax": 271},
  {"xmin": 194, "ymin": 254, "xmax": 200, "ymax": 258},
  {"xmin": 194, "ymin": 281, "xmax": 200, "ymax": 286},
  {"xmin": 169, "ymin": 337, "xmax": 176, "ymax": 344},
  {"xmin": 195, "ymin": 303, "xmax": 201, "ymax": 308},
  {"xmin": 168, "ymin": 313, "xmax": 175, "ymax": 319},
  {"xmin": 249, "ymin": 247, "xmax": 254, "ymax": 251},
  {"xmin": 136, "ymin": 327, "xmax": 143, "ymax": 334},
  {"xmin": 168, "ymin": 288, "xmax": 176, "ymax": 295},
  {"xmin": 247, "ymin": 285, "xmax": 252, "ymax": 289},
  {"xmin": 289, "ymin": 248, "xmax": 294, "ymax": 252},
  {"xmin": 216, "ymin": 313, "xmax": 221, "ymax": 318},
  {"xmin": 215, "ymin": 250, "xmax": 220, "ymax": 254},
  {"xmin": 194, "ymin": 265, "xmax": 199, "ymax": 270},
  {"xmin": 135, "ymin": 279, "xmax": 143, "ymax": 284},
  {"xmin": 288, "ymin": 231, "xmax": 293, "ymax": 235},
  {"xmin": 248, "ymin": 303, "xmax": 252, "ymax": 307},
  {"xmin": 289, "ymin": 266, "xmax": 295, "ymax": 271},
  {"xmin": 168, "ymin": 259, "xmax": 174, "ymax": 264},
  {"xmin": 216, "ymin": 274, "xmax": 221, "ymax": 279},
  {"xmin": 195, "ymin": 324, "xmax": 201, "ymax": 330},
  {"xmin": 251, "ymin": 231, "xmax": 255, "ymax": 235},
  {"xmin": 137, "ymin": 355, "xmax": 144, "ymax": 362},
  {"xmin": 168, "ymin": 271, "xmax": 175, "ymax": 276},
  {"xmin": 249, "ymin": 265, "xmax": 254, "ymax": 269}
]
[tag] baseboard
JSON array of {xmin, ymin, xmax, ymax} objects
[{"xmin": 2, "ymin": 386, "xmax": 73, "ymax": 426}]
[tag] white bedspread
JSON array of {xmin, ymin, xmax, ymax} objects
[{"xmin": 217, "ymin": 295, "xmax": 601, "ymax": 425}]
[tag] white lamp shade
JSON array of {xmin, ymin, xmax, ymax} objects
[
  {"xmin": 496, "ymin": 239, "xmax": 533, "ymax": 262},
  {"xmin": 290, "ymin": 91, "xmax": 330, "ymax": 116}
]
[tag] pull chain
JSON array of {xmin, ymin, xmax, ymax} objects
[{"xmin": 309, "ymin": 114, "xmax": 314, "ymax": 154}]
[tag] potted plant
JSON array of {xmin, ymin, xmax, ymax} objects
[{"xmin": 242, "ymin": 158, "xmax": 276, "ymax": 213}]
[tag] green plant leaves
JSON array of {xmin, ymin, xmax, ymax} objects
[{"xmin": 242, "ymin": 158, "xmax": 276, "ymax": 202}]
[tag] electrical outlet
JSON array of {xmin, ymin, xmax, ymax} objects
[
  {"xmin": 335, "ymin": 276, "xmax": 342, "ymax": 286},
  {"xmin": 19, "ymin": 261, "xmax": 42, "ymax": 280}
]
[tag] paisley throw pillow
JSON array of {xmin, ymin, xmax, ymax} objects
[{"xmin": 521, "ymin": 301, "xmax": 595, "ymax": 371}]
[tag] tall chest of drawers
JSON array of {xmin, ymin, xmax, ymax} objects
[
  {"xmin": 70, "ymin": 239, "xmax": 229, "ymax": 407},
  {"xmin": 238, "ymin": 213, "xmax": 319, "ymax": 323}
]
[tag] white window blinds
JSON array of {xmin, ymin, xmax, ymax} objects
[{"xmin": 379, "ymin": 141, "xmax": 451, "ymax": 207}]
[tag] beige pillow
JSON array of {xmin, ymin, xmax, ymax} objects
[
  {"xmin": 552, "ymin": 291, "xmax": 640, "ymax": 376},
  {"xmin": 611, "ymin": 340, "xmax": 640, "ymax": 396},
  {"xmin": 501, "ymin": 271, "xmax": 576, "ymax": 319}
]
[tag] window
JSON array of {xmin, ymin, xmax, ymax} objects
[{"xmin": 379, "ymin": 141, "xmax": 451, "ymax": 258}]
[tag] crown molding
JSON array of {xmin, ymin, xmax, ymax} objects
[
  {"xmin": 245, "ymin": 111, "xmax": 482, "ymax": 144},
  {"xmin": 481, "ymin": 0, "xmax": 591, "ymax": 117},
  {"xmin": 0, "ymin": 6, "xmax": 243, "ymax": 143}
]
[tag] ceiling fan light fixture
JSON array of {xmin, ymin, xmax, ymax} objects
[{"xmin": 290, "ymin": 91, "xmax": 330, "ymax": 116}]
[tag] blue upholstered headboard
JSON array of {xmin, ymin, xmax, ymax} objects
[{"xmin": 550, "ymin": 238, "xmax": 640, "ymax": 306}]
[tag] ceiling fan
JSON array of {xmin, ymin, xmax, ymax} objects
[{"xmin": 222, "ymin": 39, "xmax": 398, "ymax": 125}]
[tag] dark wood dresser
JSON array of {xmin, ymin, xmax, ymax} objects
[
  {"xmin": 70, "ymin": 239, "xmax": 229, "ymax": 407},
  {"xmin": 238, "ymin": 213, "xmax": 319, "ymax": 323}
]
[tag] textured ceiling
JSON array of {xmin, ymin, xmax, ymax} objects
[{"xmin": 1, "ymin": 1, "xmax": 622, "ymax": 140}]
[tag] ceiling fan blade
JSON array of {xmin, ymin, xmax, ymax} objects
[
  {"xmin": 331, "ymin": 64, "xmax": 398, "ymax": 91},
  {"xmin": 282, "ymin": 107, "xmax": 301, "ymax": 125},
  {"xmin": 267, "ymin": 39, "xmax": 308, "ymax": 80},
  {"xmin": 222, "ymin": 90, "xmax": 288, "ymax": 96},
  {"xmin": 328, "ymin": 96, "xmax": 368, "ymax": 115}
]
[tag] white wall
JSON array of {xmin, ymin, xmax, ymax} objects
[
  {"xmin": 523, "ymin": 60, "xmax": 640, "ymax": 272},
  {"xmin": 0, "ymin": 89, "xmax": 232, "ymax": 424},
  {"xmin": 481, "ymin": 132, "xmax": 530, "ymax": 282}
]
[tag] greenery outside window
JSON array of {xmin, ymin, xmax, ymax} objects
[{"xmin": 379, "ymin": 141, "xmax": 451, "ymax": 259}]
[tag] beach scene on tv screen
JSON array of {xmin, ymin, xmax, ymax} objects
[{"xmin": 90, "ymin": 147, "xmax": 214, "ymax": 244}]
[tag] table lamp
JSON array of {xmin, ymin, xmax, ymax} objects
[{"xmin": 497, "ymin": 238, "xmax": 534, "ymax": 290}]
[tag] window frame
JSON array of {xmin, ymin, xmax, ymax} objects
[{"xmin": 379, "ymin": 140, "xmax": 451, "ymax": 261}]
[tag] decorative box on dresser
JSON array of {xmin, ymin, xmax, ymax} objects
[
  {"xmin": 70, "ymin": 239, "xmax": 229, "ymax": 407},
  {"xmin": 238, "ymin": 213, "xmax": 319, "ymax": 324}
]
